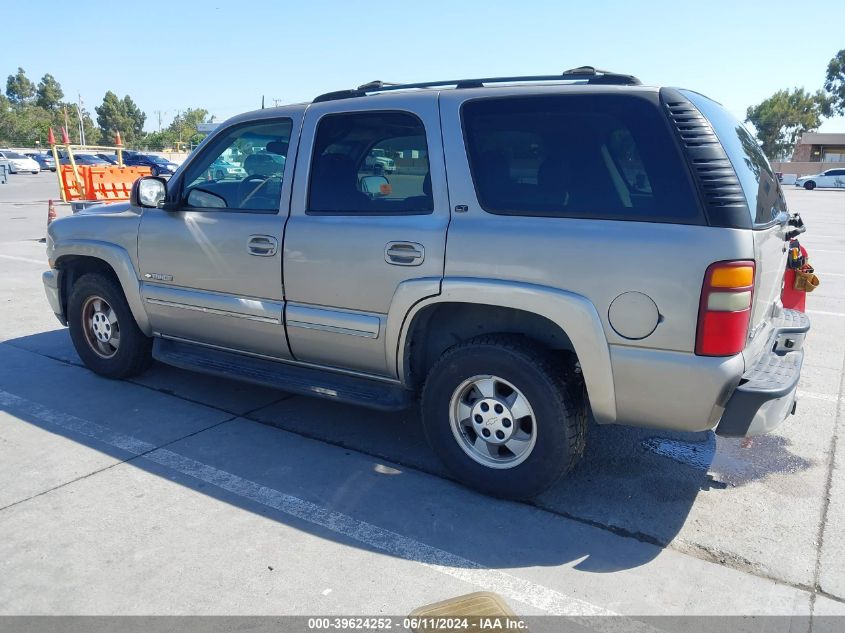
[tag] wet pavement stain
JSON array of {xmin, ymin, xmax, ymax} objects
[{"xmin": 641, "ymin": 432, "xmax": 813, "ymax": 487}]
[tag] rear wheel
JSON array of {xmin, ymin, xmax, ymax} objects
[
  {"xmin": 421, "ymin": 335, "xmax": 587, "ymax": 499},
  {"xmin": 68, "ymin": 273, "xmax": 152, "ymax": 379},
  {"xmin": 804, "ymin": 181, "xmax": 816, "ymax": 190}
]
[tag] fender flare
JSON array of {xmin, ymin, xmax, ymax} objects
[
  {"xmin": 52, "ymin": 239, "xmax": 152, "ymax": 336},
  {"xmin": 394, "ymin": 277, "xmax": 617, "ymax": 424}
]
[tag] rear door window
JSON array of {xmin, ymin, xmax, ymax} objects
[
  {"xmin": 682, "ymin": 90, "xmax": 787, "ymax": 227},
  {"xmin": 461, "ymin": 94, "xmax": 701, "ymax": 223},
  {"xmin": 308, "ymin": 111, "xmax": 432, "ymax": 214}
]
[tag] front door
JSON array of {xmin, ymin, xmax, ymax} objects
[
  {"xmin": 284, "ymin": 95, "xmax": 449, "ymax": 376},
  {"xmin": 137, "ymin": 113, "xmax": 300, "ymax": 358}
]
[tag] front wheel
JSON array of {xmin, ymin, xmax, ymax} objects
[
  {"xmin": 421, "ymin": 335, "xmax": 587, "ymax": 499},
  {"xmin": 68, "ymin": 273, "xmax": 152, "ymax": 379},
  {"xmin": 215, "ymin": 169, "xmax": 225, "ymax": 180},
  {"xmin": 804, "ymin": 181, "xmax": 816, "ymax": 190}
]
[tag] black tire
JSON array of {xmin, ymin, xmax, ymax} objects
[
  {"xmin": 215, "ymin": 169, "xmax": 225, "ymax": 180},
  {"xmin": 150, "ymin": 166, "xmax": 159, "ymax": 177},
  {"xmin": 420, "ymin": 335, "xmax": 587, "ymax": 499},
  {"xmin": 804, "ymin": 181, "xmax": 816, "ymax": 190},
  {"xmin": 68, "ymin": 273, "xmax": 152, "ymax": 379}
]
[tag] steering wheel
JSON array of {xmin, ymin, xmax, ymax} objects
[{"xmin": 238, "ymin": 174, "xmax": 276, "ymax": 208}]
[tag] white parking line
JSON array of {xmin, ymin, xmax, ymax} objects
[
  {"xmin": 801, "ymin": 391, "xmax": 844, "ymax": 404},
  {"xmin": 0, "ymin": 388, "xmax": 653, "ymax": 623},
  {"xmin": 0, "ymin": 254, "xmax": 45, "ymax": 266},
  {"xmin": 807, "ymin": 310, "xmax": 845, "ymax": 318}
]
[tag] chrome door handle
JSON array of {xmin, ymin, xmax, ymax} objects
[
  {"xmin": 385, "ymin": 241, "xmax": 424, "ymax": 266},
  {"xmin": 247, "ymin": 235, "xmax": 278, "ymax": 257}
]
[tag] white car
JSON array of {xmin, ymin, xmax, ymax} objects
[
  {"xmin": 0, "ymin": 150, "xmax": 40, "ymax": 174},
  {"xmin": 795, "ymin": 168, "xmax": 845, "ymax": 190}
]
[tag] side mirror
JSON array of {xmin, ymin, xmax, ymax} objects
[
  {"xmin": 132, "ymin": 176, "xmax": 167, "ymax": 208},
  {"xmin": 186, "ymin": 188, "xmax": 227, "ymax": 209},
  {"xmin": 359, "ymin": 175, "xmax": 391, "ymax": 198}
]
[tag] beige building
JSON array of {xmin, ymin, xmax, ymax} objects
[{"xmin": 772, "ymin": 132, "xmax": 845, "ymax": 175}]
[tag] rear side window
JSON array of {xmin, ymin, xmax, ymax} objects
[
  {"xmin": 308, "ymin": 111, "xmax": 432, "ymax": 214},
  {"xmin": 461, "ymin": 95, "xmax": 701, "ymax": 223},
  {"xmin": 683, "ymin": 90, "xmax": 787, "ymax": 227}
]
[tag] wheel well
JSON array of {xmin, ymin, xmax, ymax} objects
[
  {"xmin": 403, "ymin": 302, "xmax": 575, "ymax": 385},
  {"xmin": 56, "ymin": 256, "xmax": 120, "ymax": 317}
]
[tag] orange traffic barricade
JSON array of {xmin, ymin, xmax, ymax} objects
[{"xmin": 49, "ymin": 131, "xmax": 152, "ymax": 210}]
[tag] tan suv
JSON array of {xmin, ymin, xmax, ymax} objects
[{"xmin": 43, "ymin": 67, "xmax": 810, "ymax": 499}]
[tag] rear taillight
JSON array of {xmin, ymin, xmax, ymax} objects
[{"xmin": 695, "ymin": 261, "xmax": 755, "ymax": 356}]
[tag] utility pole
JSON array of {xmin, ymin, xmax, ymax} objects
[
  {"xmin": 76, "ymin": 93, "xmax": 86, "ymax": 146},
  {"xmin": 63, "ymin": 106, "xmax": 71, "ymax": 142},
  {"xmin": 154, "ymin": 110, "xmax": 167, "ymax": 132}
]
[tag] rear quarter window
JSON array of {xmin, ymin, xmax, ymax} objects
[
  {"xmin": 682, "ymin": 90, "xmax": 787, "ymax": 227},
  {"xmin": 461, "ymin": 94, "xmax": 702, "ymax": 224}
]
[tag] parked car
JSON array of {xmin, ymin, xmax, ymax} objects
[
  {"xmin": 95, "ymin": 153, "xmax": 119, "ymax": 165},
  {"xmin": 123, "ymin": 152, "xmax": 179, "ymax": 177},
  {"xmin": 0, "ymin": 150, "xmax": 40, "ymax": 173},
  {"xmin": 42, "ymin": 67, "xmax": 810, "ymax": 500},
  {"xmin": 59, "ymin": 154, "xmax": 110, "ymax": 166},
  {"xmin": 25, "ymin": 152, "xmax": 56, "ymax": 171},
  {"xmin": 794, "ymin": 168, "xmax": 845, "ymax": 190},
  {"xmin": 208, "ymin": 158, "xmax": 247, "ymax": 180}
]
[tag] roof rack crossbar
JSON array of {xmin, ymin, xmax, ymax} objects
[{"xmin": 313, "ymin": 67, "xmax": 641, "ymax": 103}]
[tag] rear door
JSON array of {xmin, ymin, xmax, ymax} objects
[
  {"xmin": 283, "ymin": 93, "xmax": 449, "ymax": 376},
  {"xmin": 684, "ymin": 91, "xmax": 789, "ymax": 349}
]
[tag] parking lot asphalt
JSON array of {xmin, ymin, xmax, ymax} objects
[{"xmin": 0, "ymin": 172, "xmax": 843, "ymax": 618}]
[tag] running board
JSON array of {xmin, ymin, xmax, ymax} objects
[{"xmin": 153, "ymin": 338, "xmax": 413, "ymax": 411}]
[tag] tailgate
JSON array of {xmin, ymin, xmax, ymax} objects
[{"xmin": 748, "ymin": 222, "xmax": 788, "ymax": 359}]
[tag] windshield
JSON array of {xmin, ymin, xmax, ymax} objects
[
  {"xmin": 5, "ymin": 152, "xmax": 25, "ymax": 159},
  {"xmin": 147, "ymin": 155, "xmax": 169, "ymax": 164}
]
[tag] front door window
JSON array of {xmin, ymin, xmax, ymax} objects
[{"xmin": 181, "ymin": 119, "xmax": 293, "ymax": 212}]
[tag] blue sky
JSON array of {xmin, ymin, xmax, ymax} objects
[{"xmin": 4, "ymin": 0, "xmax": 843, "ymax": 132}]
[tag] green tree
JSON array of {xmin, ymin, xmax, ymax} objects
[
  {"xmin": 35, "ymin": 73, "xmax": 64, "ymax": 110},
  {"xmin": 5, "ymin": 67, "xmax": 35, "ymax": 104},
  {"xmin": 824, "ymin": 48, "xmax": 845, "ymax": 116},
  {"xmin": 167, "ymin": 107, "xmax": 210, "ymax": 146},
  {"xmin": 95, "ymin": 91, "xmax": 146, "ymax": 144},
  {"xmin": 122, "ymin": 94, "xmax": 146, "ymax": 139},
  {"xmin": 141, "ymin": 129, "xmax": 178, "ymax": 150},
  {"xmin": 745, "ymin": 88, "xmax": 828, "ymax": 160}
]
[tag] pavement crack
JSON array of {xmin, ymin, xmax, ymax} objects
[{"xmin": 809, "ymin": 346, "xmax": 845, "ymax": 614}]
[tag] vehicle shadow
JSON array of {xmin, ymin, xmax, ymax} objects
[{"xmin": 1, "ymin": 329, "xmax": 814, "ymax": 576}]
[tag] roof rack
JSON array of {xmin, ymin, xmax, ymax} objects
[{"xmin": 313, "ymin": 66, "xmax": 641, "ymax": 103}]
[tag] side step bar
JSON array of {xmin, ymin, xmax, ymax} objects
[{"xmin": 153, "ymin": 338, "xmax": 414, "ymax": 411}]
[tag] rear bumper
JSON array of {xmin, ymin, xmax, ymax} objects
[{"xmin": 716, "ymin": 309, "xmax": 810, "ymax": 437}]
